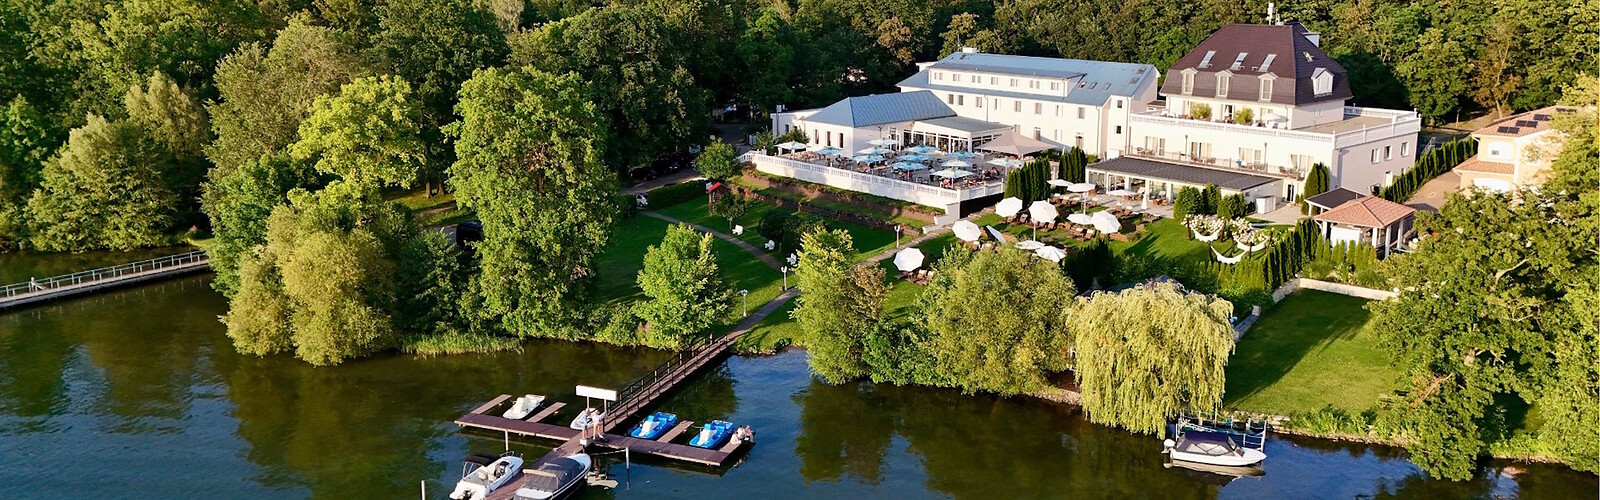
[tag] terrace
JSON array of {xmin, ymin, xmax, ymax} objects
[
  {"xmin": 745, "ymin": 147, "xmax": 1016, "ymax": 215},
  {"xmin": 1127, "ymin": 105, "xmax": 1422, "ymax": 182}
]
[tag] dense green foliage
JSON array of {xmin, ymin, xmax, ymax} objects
[
  {"xmin": 1002, "ymin": 159, "xmax": 1050, "ymax": 204},
  {"xmin": 1302, "ymin": 163, "xmax": 1331, "ymax": 213},
  {"xmin": 1070, "ymin": 283, "xmax": 1234, "ymax": 434},
  {"xmin": 1216, "ymin": 193, "xmax": 1250, "ymax": 220},
  {"xmin": 696, "ymin": 139, "xmax": 741, "ymax": 181},
  {"xmin": 1378, "ymin": 137, "xmax": 1478, "ymax": 203},
  {"xmin": 1369, "ymin": 84, "xmax": 1597, "ymax": 478},
  {"xmin": 1172, "ymin": 187, "xmax": 1200, "ymax": 220},
  {"xmin": 647, "ymin": 181, "xmax": 708, "ymax": 209},
  {"xmin": 634, "ymin": 223, "xmax": 736, "ymax": 348},
  {"xmin": 793, "ymin": 229, "xmax": 881, "ymax": 383},
  {"xmin": 447, "ymin": 66, "xmax": 616, "ymax": 339}
]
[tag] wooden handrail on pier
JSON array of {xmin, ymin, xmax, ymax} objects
[{"xmin": 0, "ymin": 250, "xmax": 210, "ymax": 311}]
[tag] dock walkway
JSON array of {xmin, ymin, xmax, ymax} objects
[{"xmin": 0, "ymin": 250, "xmax": 209, "ymax": 311}]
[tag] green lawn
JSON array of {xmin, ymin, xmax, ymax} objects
[
  {"xmin": 971, "ymin": 213, "xmax": 1222, "ymax": 262},
  {"xmin": 1222, "ymin": 290, "xmax": 1402, "ymax": 415},
  {"xmin": 594, "ymin": 215, "xmax": 785, "ymax": 314},
  {"xmin": 385, "ymin": 188, "xmax": 472, "ymax": 227},
  {"xmin": 653, "ymin": 197, "xmax": 898, "ymax": 263}
]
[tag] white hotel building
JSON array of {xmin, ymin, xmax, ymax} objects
[{"xmin": 760, "ymin": 22, "xmax": 1420, "ymax": 214}]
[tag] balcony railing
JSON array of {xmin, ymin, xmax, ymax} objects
[
  {"xmin": 744, "ymin": 152, "xmax": 1005, "ymax": 209},
  {"xmin": 1124, "ymin": 149, "xmax": 1308, "ymax": 181},
  {"xmin": 1131, "ymin": 106, "xmax": 1421, "ymax": 149}
]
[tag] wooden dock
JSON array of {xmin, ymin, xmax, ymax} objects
[{"xmin": 0, "ymin": 250, "xmax": 209, "ymax": 312}]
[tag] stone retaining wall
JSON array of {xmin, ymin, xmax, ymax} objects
[{"xmin": 1271, "ymin": 277, "xmax": 1398, "ymax": 303}]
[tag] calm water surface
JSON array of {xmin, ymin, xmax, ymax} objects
[{"xmin": 0, "ymin": 274, "xmax": 1593, "ymax": 499}]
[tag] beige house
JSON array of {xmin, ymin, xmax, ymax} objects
[{"xmin": 1455, "ymin": 105, "xmax": 1575, "ymax": 193}]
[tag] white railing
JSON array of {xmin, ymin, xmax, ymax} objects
[
  {"xmin": 1330, "ymin": 107, "xmax": 1423, "ymax": 149},
  {"xmin": 1123, "ymin": 149, "xmax": 1309, "ymax": 181},
  {"xmin": 746, "ymin": 152, "xmax": 1001, "ymax": 210},
  {"xmin": 1, "ymin": 250, "xmax": 208, "ymax": 298},
  {"xmin": 1131, "ymin": 112, "xmax": 1336, "ymax": 142}
]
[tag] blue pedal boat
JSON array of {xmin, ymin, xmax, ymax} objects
[
  {"xmin": 629, "ymin": 412, "xmax": 679, "ymax": 440},
  {"xmin": 688, "ymin": 420, "xmax": 735, "ymax": 449}
]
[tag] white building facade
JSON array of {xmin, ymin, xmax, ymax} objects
[{"xmin": 1123, "ymin": 22, "xmax": 1420, "ymax": 202}]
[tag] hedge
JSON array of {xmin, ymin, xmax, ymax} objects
[
  {"xmin": 1378, "ymin": 137, "xmax": 1477, "ymax": 202},
  {"xmin": 645, "ymin": 181, "xmax": 707, "ymax": 208}
]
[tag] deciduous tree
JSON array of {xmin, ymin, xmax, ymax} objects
[
  {"xmin": 290, "ymin": 75, "xmax": 426, "ymax": 187},
  {"xmin": 916, "ymin": 249, "xmax": 1075, "ymax": 395},
  {"xmin": 634, "ymin": 223, "xmax": 736, "ymax": 348}
]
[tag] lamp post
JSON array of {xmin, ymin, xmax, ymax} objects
[
  {"xmin": 894, "ymin": 225, "xmax": 903, "ymax": 246},
  {"xmin": 740, "ymin": 289, "xmax": 749, "ymax": 317},
  {"xmin": 781, "ymin": 266, "xmax": 789, "ymax": 290}
]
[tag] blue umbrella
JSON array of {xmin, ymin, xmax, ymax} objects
[
  {"xmin": 891, "ymin": 162, "xmax": 928, "ymax": 171},
  {"xmin": 944, "ymin": 151, "xmax": 979, "ymax": 160},
  {"xmin": 851, "ymin": 154, "xmax": 885, "ymax": 163},
  {"xmin": 902, "ymin": 145, "xmax": 940, "ymax": 154},
  {"xmin": 898, "ymin": 153, "xmax": 931, "ymax": 162}
]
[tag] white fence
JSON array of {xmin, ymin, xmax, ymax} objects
[
  {"xmin": 1271, "ymin": 277, "xmax": 1398, "ymax": 303},
  {"xmin": 746, "ymin": 152, "xmax": 1003, "ymax": 213}
]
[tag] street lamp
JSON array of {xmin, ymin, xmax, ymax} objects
[
  {"xmin": 780, "ymin": 266, "xmax": 789, "ymax": 290},
  {"xmin": 740, "ymin": 289, "xmax": 749, "ymax": 317},
  {"xmin": 894, "ymin": 224, "xmax": 903, "ymax": 246}
]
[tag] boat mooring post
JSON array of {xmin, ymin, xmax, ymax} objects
[
  {"xmin": 420, "ymin": 480, "xmax": 425, "ymax": 500},
  {"xmin": 504, "ymin": 430, "xmax": 510, "ymax": 452},
  {"xmin": 625, "ymin": 447, "xmax": 631, "ymax": 470}
]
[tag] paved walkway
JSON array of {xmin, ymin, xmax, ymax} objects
[
  {"xmin": 641, "ymin": 211, "xmax": 782, "ymax": 270},
  {"xmin": 1405, "ymin": 171, "xmax": 1459, "ymax": 212},
  {"xmin": 1254, "ymin": 202, "xmax": 1306, "ymax": 225},
  {"xmin": 864, "ymin": 227, "xmax": 949, "ymax": 264},
  {"xmin": 624, "ymin": 170, "xmax": 705, "ymax": 195}
]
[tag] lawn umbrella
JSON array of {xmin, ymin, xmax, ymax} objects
[
  {"xmin": 1067, "ymin": 213, "xmax": 1094, "ymax": 225},
  {"xmin": 903, "ymin": 145, "xmax": 939, "ymax": 154},
  {"xmin": 1091, "ymin": 211, "xmax": 1121, "ymax": 233},
  {"xmin": 995, "ymin": 197, "xmax": 1024, "ymax": 217},
  {"xmin": 940, "ymin": 159, "xmax": 972, "ymax": 168},
  {"xmin": 932, "ymin": 168, "xmax": 973, "ymax": 179},
  {"xmin": 890, "ymin": 161, "xmax": 927, "ymax": 171},
  {"xmin": 810, "ymin": 146, "xmax": 844, "ymax": 156},
  {"xmin": 986, "ymin": 158, "xmax": 1024, "ymax": 168},
  {"xmin": 1015, "ymin": 239, "xmax": 1046, "ymax": 250},
  {"xmin": 1066, "ymin": 182, "xmax": 1096, "ymax": 193},
  {"xmin": 1028, "ymin": 200, "xmax": 1059, "ymax": 241},
  {"xmin": 1035, "ymin": 246, "xmax": 1067, "ymax": 263},
  {"xmin": 952, "ymin": 220, "xmax": 982, "ymax": 242},
  {"xmin": 851, "ymin": 154, "xmax": 884, "ymax": 163},
  {"xmin": 857, "ymin": 147, "xmax": 893, "ymax": 155},
  {"xmin": 869, "ymin": 138, "xmax": 901, "ymax": 147},
  {"xmin": 1047, "ymin": 179, "xmax": 1072, "ymax": 187},
  {"xmin": 893, "ymin": 247, "xmax": 925, "ymax": 272},
  {"xmin": 775, "ymin": 141, "xmax": 808, "ymax": 152},
  {"xmin": 898, "ymin": 153, "xmax": 931, "ymax": 162},
  {"xmin": 985, "ymin": 225, "xmax": 1008, "ymax": 242}
]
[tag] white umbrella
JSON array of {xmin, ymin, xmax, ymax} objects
[
  {"xmin": 810, "ymin": 146, "xmax": 844, "ymax": 156},
  {"xmin": 1067, "ymin": 213, "xmax": 1094, "ymax": 225},
  {"xmin": 890, "ymin": 161, "xmax": 926, "ymax": 171},
  {"xmin": 1106, "ymin": 188, "xmax": 1138, "ymax": 197},
  {"xmin": 995, "ymin": 197, "xmax": 1024, "ymax": 217},
  {"xmin": 851, "ymin": 154, "xmax": 885, "ymax": 163},
  {"xmin": 903, "ymin": 145, "xmax": 939, "ymax": 154},
  {"xmin": 985, "ymin": 225, "xmax": 1008, "ymax": 242},
  {"xmin": 1029, "ymin": 200, "xmax": 1059, "ymax": 223},
  {"xmin": 940, "ymin": 159, "xmax": 972, "ymax": 168},
  {"xmin": 1262, "ymin": 111, "xmax": 1286, "ymax": 122},
  {"xmin": 857, "ymin": 147, "xmax": 893, "ymax": 155},
  {"xmin": 987, "ymin": 158, "xmax": 1025, "ymax": 168},
  {"xmin": 1035, "ymin": 246, "xmax": 1067, "ymax": 263},
  {"xmin": 776, "ymin": 141, "xmax": 808, "ymax": 151},
  {"xmin": 932, "ymin": 168, "xmax": 974, "ymax": 179},
  {"xmin": 1047, "ymin": 179, "xmax": 1072, "ymax": 187},
  {"xmin": 1015, "ymin": 239, "xmax": 1046, "ymax": 250},
  {"xmin": 1092, "ymin": 211, "xmax": 1122, "ymax": 233},
  {"xmin": 893, "ymin": 247, "xmax": 925, "ymax": 272},
  {"xmin": 1067, "ymin": 182, "xmax": 1096, "ymax": 193},
  {"xmin": 952, "ymin": 220, "xmax": 982, "ymax": 242},
  {"xmin": 787, "ymin": 253, "xmax": 799, "ymax": 266},
  {"xmin": 944, "ymin": 151, "xmax": 979, "ymax": 159},
  {"xmin": 1142, "ymin": 190, "xmax": 1150, "ymax": 210},
  {"xmin": 869, "ymin": 138, "xmax": 901, "ymax": 147}
]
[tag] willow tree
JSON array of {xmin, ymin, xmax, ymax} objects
[{"xmin": 1069, "ymin": 282, "xmax": 1234, "ymax": 434}]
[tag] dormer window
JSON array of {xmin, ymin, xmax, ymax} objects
[
  {"xmin": 1311, "ymin": 68, "xmax": 1333, "ymax": 96},
  {"xmin": 1216, "ymin": 72, "xmax": 1231, "ymax": 98},
  {"xmin": 1259, "ymin": 75, "xmax": 1274, "ymax": 101},
  {"xmin": 1181, "ymin": 69, "xmax": 1196, "ymax": 95}
]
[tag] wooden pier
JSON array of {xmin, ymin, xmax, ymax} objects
[
  {"xmin": 0, "ymin": 250, "xmax": 209, "ymax": 311},
  {"xmin": 457, "ymin": 288, "xmax": 798, "ymax": 496}
]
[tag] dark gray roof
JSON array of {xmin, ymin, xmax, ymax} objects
[
  {"xmin": 803, "ymin": 90, "xmax": 954, "ymax": 127},
  {"xmin": 1159, "ymin": 23, "xmax": 1353, "ymax": 105},
  {"xmin": 900, "ymin": 52, "xmax": 1157, "ymax": 106},
  {"xmin": 1304, "ymin": 187, "xmax": 1364, "ymax": 210},
  {"xmin": 1089, "ymin": 156, "xmax": 1277, "ymax": 191},
  {"xmin": 914, "ymin": 115, "xmax": 1011, "ymax": 134}
]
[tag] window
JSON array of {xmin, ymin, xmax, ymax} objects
[
  {"xmin": 1033, "ymin": 127, "xmax": 1041, "ymax": 140},
  {"xmin": 934, "ymin": 72, "xmax": 942, "ymax": 81},
  {"xmin": 1198, "ymin": 50, "xmax": 1216, "ymax": 68},
  {"xmin": 975, "ymin": 97, "xmax": 984, "ymax": 108},
  {"xmin": 1259, "ymin": 78, "xmax": 1273, "ymax": 101},
  {"xmin": 1014, "ymin": 101, "xmax": 1021, "ymax": 112},
  {"xmin": 1055, "ymin": 105, "xmax": 1062, "ymax": 117},
  {"xmin": 1238, "ymin": 147, "xmax": 1262, "ymax": 165},
  {"xmin": 1034, "ymin": 103, "xmax": 1042, "ymax": 114},
  {"xmin": 970, "ymin": 74, "xmax": 980, "ymax": 83},
  {"xmin": 1144, "ymin": 137, "xmax": 1166, "ymax": 155},
  {"xmin": 1371, "ymin": 148, "xmax": 1380, "ymax": 164},
  {"xmin": 1077, "ymin": 107, "xmax": 1085, "ymax": 119},
  {"xmin": 1181, "ymin": 70, "xmax": 1195, "ymax": 95},
  {"xmin": 1216, "ymin": 73, "xmax": 1231, "ymax": 97},
  {"xmin": 1230, "ymin": 52, "xmax": 1248, "ymax": 71},
  {"xmin": 956, "ymin": 95, "xmax": 964, "ymax": 106},
  {"xmin": 1009, "ymin": 78, "xmax": 1017, "ymax": 87},
  {"xmin": 1290, "ymin": 154, "xmax": 1314, "ymax": 170},
  {"xmin": 1312, "ymin": 68, "xmax": 1333, "ymax": 96},
  {"xmin": 1075, "ymin": 135, "xmax": 1084, "ymax": 150},
  {"xmin": 1116, "ymin": 99, "xmax": 1123, "ymax": 109},
  {"xmin": 1384, "ymin": 145, "xmax": 1393, "ymax": 160},
  {"xmin": 1401, "ymin": 141, "xmax": 1410, "ymax": 157},
  {"xmin": 990, "ymin": 76, "xmax": 997, "ymax": 84},
  {"xmin": 1029, "ymin": 80, "xmax": 1039, "ymax": 89},
  {"xmin": 1114, "ymin": 125, "xmax": 1122, "ymax": 134},
  {"xmin": 1050, "ymin": 82, "xmax": 1060, "ymax": 91}
]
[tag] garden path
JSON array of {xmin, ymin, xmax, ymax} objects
[{"xmin": 641, "ymin": 211, "xmax": 782, "ymax": 270}]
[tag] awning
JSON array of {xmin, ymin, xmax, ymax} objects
[{"xmin": 976, "ymin": 131, "xmax": 1057, "ymax": 156}]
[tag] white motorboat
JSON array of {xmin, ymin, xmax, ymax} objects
[
  {"xmin": 502, "ymin": 394, "xmax": 546, "ymax": 420},
  {"xmin": 568, "ymin": 407, "xmax": 604, "ymax": 430},
  {"xmin": 1163, "ymin": 429, "xmax": 1266, "ymax": 467},
  {"xmin": 449, "ymin": 453, "xmax": 524, "ymax": 500},
  {"xmin": 513, "ymin": 453, "xmax": 591, "ymax": 500}
]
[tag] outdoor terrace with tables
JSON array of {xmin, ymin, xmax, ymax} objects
[{"xmin": 745, "ymin": 142, "xmax": 1022, "ymax": 214}]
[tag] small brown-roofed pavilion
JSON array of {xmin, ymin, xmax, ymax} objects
[{"xmin": 1312, "ymin": 195, "xmax": 1417, "ymax": 258}]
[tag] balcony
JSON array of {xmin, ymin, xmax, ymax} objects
[
  {"xmin": 743, "ymin": 152, "xmax": 1005, "ymax": 213},
  {"xmin": 1124, "ymin": 148, "xmax": 1308, "ymax": 181},
  {"xmin": 1132, "ymin": 106, "xmax": 1422, "ymax": 149}
]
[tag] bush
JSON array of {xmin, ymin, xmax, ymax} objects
[
  {"xmin": 646, "ymin": 181, "xmax": 705, "ymax": 209},
  {"xmin": 1377, "ymin": 137, "xmax": 1477, "ymax": 202},
  {"xmin": 1217, "ymin": 194, "xmax": 1250, "ymax": 220}
]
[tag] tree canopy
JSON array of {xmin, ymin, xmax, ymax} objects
[
  {"xmin": 635, "ymin": 223, "xmax": 736, "ymax": 348},
  {"xmin": 290, "ymin": 75, "xmax": 427, "ymax": 187},
  {"xmin": 916, "ymin": 249, "xmax": 1075, "ymax": 395}
]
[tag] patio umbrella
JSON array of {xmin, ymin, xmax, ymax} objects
[
  {"xmin": 944, "ymin": 151, "xmax": 979, "ymax": 160},
  {"xmin": 1106, "ymin": 188, "xmax": 1138, "ymax": 197},
  {"xmin": 775, "ymin": 141, "xmax": 808, "ymax": 151},
  {"xmin": 1142, "ymin": 190, "xmax": 1150, "ymax": 210},
  {"xmin": 985, "ymin": 225, "xmax": 1008, "ymax": 242},
  {"xmin": 869, "ymin": 138, "xmax": 901, "ymax": 147},
  {"xmin": 1066, "ymin": 182, "xmax": 1096, "ymax": 193},
  {"xmin": 857, "ymin": 147, "xmax": 893, "ymax": 155},
  {"xmin": 902, "ymin": 145, "xmax": 939, "ymax": 154},
  {"xmin": 810, "ymin": 146, "xmax": 844, "ymax": 156},
  {"xmin": 1035, "ymin": 246, "xmax": 1067, "ymax": 263},
  {"xmin": 893, "ymin": 247, "xmax": 925, "ymax": 272},
  {"xmin": 890, "ymin": 161, "xmax": 927, "ymax": 171},
  {"xmin": 994, "ymin": 197, "xmax": 1024, "ymax": 217},
  {"xmin": 1047, "ymin": 179, "xmax": 1073, "ymax": 187},
  {"xmin": 952, "ymin": 220, "xmax": 982, "ymax": 242},
  {"xmin": 1015, "ymin": 239, "xmax": 1046, "ymax": 250},
  {"xmin": 1067, "ymin": 213, "xmax": 1094, "ymax": 225},
  {"xmin": 940, "ymin": 159, "xmax": 972, "ymax": 168},
  {"xmin": 898, "ymin": 153, "xmax": 931, "ymax": 162},
  {"xmin": 986, "ymin": 158, "xmax": 1025, "ymax": 168},
  {"xmin": 1262, "ymin": 111, "xmax": 1287, "ymax": 122},
  {"xmin": 851, "ymin": 154, "xmax": 884, "ymax": 163},
  {"xmin": 1029, "ymin": 200, "xmax": 1059, "ymax": 223},
  {"xmin": 932, "ymin": 168, "xmax": 973, "ymax": 179},
  {"xmin": 1091, "ymin": 211, "xmax": 1122, "ymax": 233}
]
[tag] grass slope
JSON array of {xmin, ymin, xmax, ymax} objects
[{"xmin": 1222, "ymin": 290, "xmax": 1401, "ymax": 415}]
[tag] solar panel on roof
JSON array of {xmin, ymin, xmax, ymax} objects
[
  {"xmin": 1533, "ymin": 114, "xmax": 1551, "ymax": 121},
  {"xmin": 1515, "ymin": 120, "xmax": 1538, "ymax": 128},
  {"xmin": 1496, "ymin": 126, "xmax": 1520, "ymax": 134}
]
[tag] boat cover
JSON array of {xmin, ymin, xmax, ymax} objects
[
  {"xmin": 522, "ymin": 457, "xmax": 584, "ymax": 492},
  {"xmin": 1176, "ymin": 430, "xmax": 1242, "ymax": 457}
]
